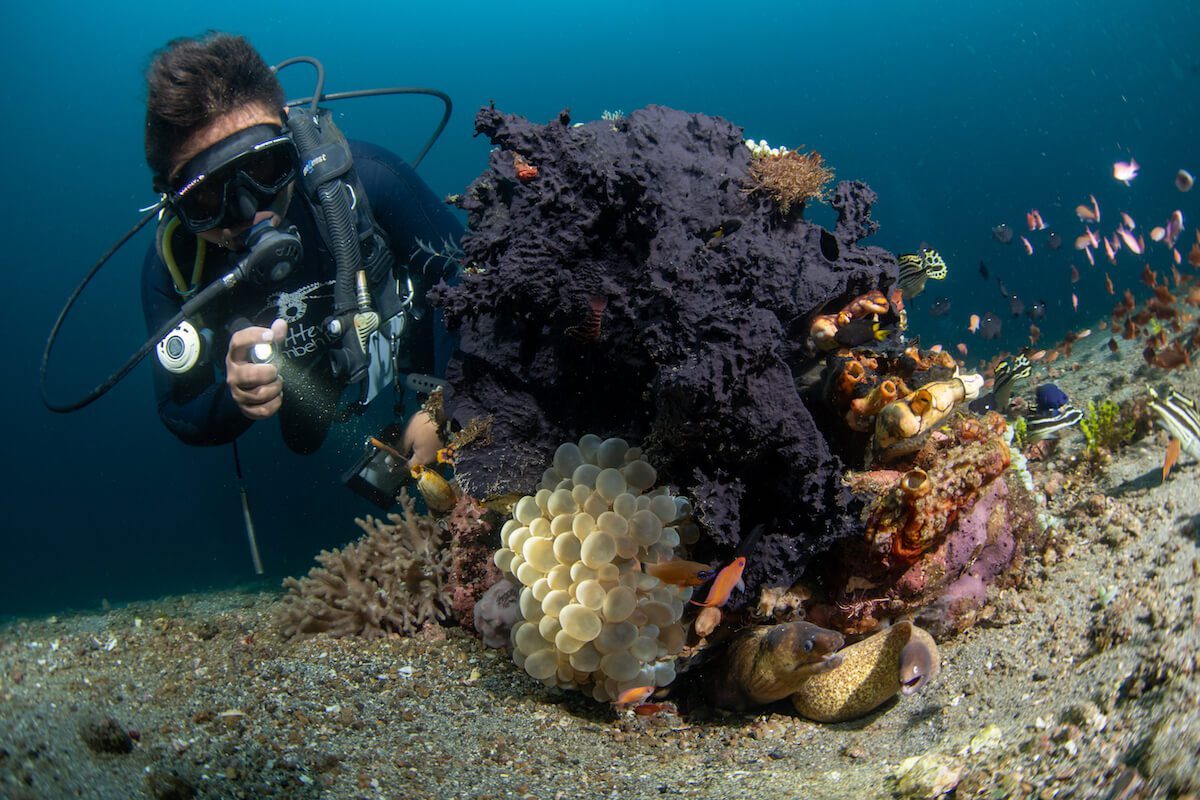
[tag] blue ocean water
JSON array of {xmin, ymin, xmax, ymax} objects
[{"xmin": 2, "ymin": 1, "xmax": 1196, "ymax": 618}]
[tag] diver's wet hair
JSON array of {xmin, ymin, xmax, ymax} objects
[{"xmin": 144, "ymin": 32, "xmax": 284, "ymax": 191}]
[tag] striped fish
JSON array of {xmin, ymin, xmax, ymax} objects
[
  {"xmin": 1025, "ymin": 403, "xmax": 1084, "ymax": 443},
  {"xmin": 896, "ymin": 249, "xmax": 949, "ymax": 300},
  {"xmin": 992, "ymin": 354, "xmax": 1032, "ymax": 409},
  {"xmin": 1148, "ymin": 386, "xmax": 1200, "ymax": 461}
]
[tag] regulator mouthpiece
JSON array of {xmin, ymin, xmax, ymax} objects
[{"xmin": 236, "ymin": 220, "xmax": 303, "ymax": 286}]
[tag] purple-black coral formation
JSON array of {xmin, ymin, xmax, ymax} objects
[{"xmin": 430, "ymin": 104, "xmax": 897, "ymax": 603}]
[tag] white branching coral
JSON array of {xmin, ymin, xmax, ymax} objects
[{"xmin": 277, "ymin": 492, "xmax": 453, "ymax": 639}]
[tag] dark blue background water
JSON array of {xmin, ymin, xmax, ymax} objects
[{"xmin": 3, "ymin": 2, "xmax": 1196, "ymax": 617}]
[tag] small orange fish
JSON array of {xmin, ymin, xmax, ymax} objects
[
  {"xmin": 1074, "ymin": 233, "xmax": 1093, "ymax": 250},
  {"xmin": 1092, "ymin": 194, "xmax": 1101, "ymax": 222},
  {"xmin": 632, "ymin": 702, "xmax": 676, "ymax": 716},
  {"xmin": 1105, "ymin": 273, "xmax": 1115, "ymax": 295},
  {"xmin": 968, "ymin": 313, "xmax": 981, "ymax": 333},
  {"xmin": 956, "ymin": 342, "xmax": 968, "ymax": 356},
  {"xmin": 1076, "ymin": 328, "xmax": 1092, "ymax": 339},
  {"xmin": 1104, "ymin": 236, "xmax": 1117, "ymax": 264},
  {"xmin": 1026, "ymin": 209, "xmax": 1046, "ymax": 231},
  {"xmin": 1075, "ymin": 203, "xmax": 1098, "ymax": 222},
  {"xmin": 1020, "ymin": 235, "xmax": 1034, "ymax": 255},
  {"xmin": 1121, "ymin": 211, "xmax": 1136, "ymax": 230},
  {"xmin": 614, "ymin": 685, "xmax": 655, "ymax": 706},
  {"xmin": 1163, "ymin": 437, "xmax": 1181, "ymax": 482},
  {"xmin": 1113, "ymin": 158, "xmax": 1139, "ymax": 185},
  {"xmin": 1118, "ymin": 227, "xmax": 1143, "ymax": 255},
  {"xmin": 1029, "ymin": 349, "xmax": 1047, "ymax": 361},
  {"xmin": 1084, "ymin": 246, "xmax": 1095, "ymax": 267},
  {"xmin": 691, "ymin": 556, "xmax": 747, "ymax": 608},
  {"xmin": 1151, "ymin": 226, "xmax": 1166, "ymax": 242},
  {"xmin": 645, "ymin": 560, "xmax": 716, "ymax": 587},
  {"xmin": 1070, "ymin": 264, "xmax": 1080, "ymax": 283},
  {"xmin": 1072, "ymin": 293, "xmax": 1079, "ymax": 312},
  {"xmin": 1086, "ymin": 227, "xmax": 1100, "ymax": 249},
  {"xmin": 929, "ymin": 344, "xmax": 943, "ymax": 354}
]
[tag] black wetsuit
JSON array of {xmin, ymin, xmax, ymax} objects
[{"xmin": 141, "ymin": 140, "xmax": 462, "ymax": 454}]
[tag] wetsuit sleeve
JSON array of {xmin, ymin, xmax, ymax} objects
[
  {"xmin": 351, "ymin": 141, "xmax": 464, "ymax": 377},
  {"xmin": 141, "ymin": 245, "xmax": 253, "ymax": 446}
]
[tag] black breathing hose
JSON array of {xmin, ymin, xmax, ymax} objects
[
  {"xmin": 40, "ymin": 210, "xmax": 160, "ymax": 413},
  {"xmin": 285, "ymin": 112, "xmax": 361, "ymax": 316}
]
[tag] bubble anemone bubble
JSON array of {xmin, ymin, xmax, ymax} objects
[{"xmin": 494, "ymin": 434, "xmax": 698, "ymax": 702}]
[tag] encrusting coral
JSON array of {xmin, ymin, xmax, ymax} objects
[
  {"xmin": 497, "ymin": 434, "xmax": 695, "ymax": 702},
  {"xmin": 806, "ymin": 412, "xmax": 1040, "ymax": 637},
  {"xmin": 276, "ymin": 492, "xmax": 453, "ymax": 639}
]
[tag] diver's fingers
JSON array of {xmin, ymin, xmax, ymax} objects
[
  {"xmin": 239, "ymin": 389, "xmax": 282, "ymax": 420},
  {"xmin": 229, "ymin": 362, "xmax": 279, "ymax": 392},
  {"xmin": 231, "ymin": 376, "xmax": 283, "ymax": 419},
  {"xmin": 233, "ymin": 375, "xmax": 282, "ymax": 403},
  {"xmin": 227, "ymin": 325, "xmax": 274, "ymax": 366}
]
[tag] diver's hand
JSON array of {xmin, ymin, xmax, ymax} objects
[
  {"xmin": 226, "ymin": 319, "xmax": 287, "ymax": 420},
  {"xmin": 404, "ymin": 411, "xmax": 443, "ymax": 468}
]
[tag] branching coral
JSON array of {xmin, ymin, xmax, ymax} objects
[
  {"xmin": 276, "ymin": 493, "xmax": 452, "ymax": 639},
  {"xmin": 744, "ymin": 148, "xmax": 835, "ymax": 215}
]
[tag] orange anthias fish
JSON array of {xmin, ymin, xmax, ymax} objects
[
  {"xmin": 1163, "ymin": 437, "xmax": 1181, "ymax": 482},
  {"xmin": 968, "ymin": 313, "xmax": 981, "ymax": 333},
  {"xmin": 645, "ymin": 560, "xmax": 716, "ymax": 587},
  {"xmin": 1105, "ymin": 273, "xmax": 1115, "ymax": 295},
  {"xmin": 614, "ymin": 685, "xmax": 655, "ymax": 707},
  {"xmin": 691, "ymin": 556, "xmax": 747, "ymax": 608},
  {"xmin": 1027, "ymin": 209, "xmax": 1046, "ymax": 231},
  {"xmin": 1118, "ymin": 227, "xmax": 1143, "ymax": 255},
  {"xmin": 1020, "ymin": 235, "xmax": 1034, "ymax": 255},
  {"xmin": 1072, "ymin": 293, "xmax": 1079, "ymax": 312},
  {"xmin": 1113, "ymin": 158, "xmax": 1139, "ymax": 185}
]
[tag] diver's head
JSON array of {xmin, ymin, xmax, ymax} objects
[{"xmin": 145, "ymin": 33, "xmax": 295, "ymax": 247}]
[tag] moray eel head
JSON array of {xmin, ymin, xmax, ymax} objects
[
  {"xmin": 763, "ymin": 621, "xmax": 845, "ymax": 673},
  {"xmin": 899, "ymin": 633, "xmax": 940, "ymax": 696}
]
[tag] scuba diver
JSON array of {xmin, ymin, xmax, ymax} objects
[{"xmin": 139, "ymin": 33, "xmax": 461, "ymax": 460}]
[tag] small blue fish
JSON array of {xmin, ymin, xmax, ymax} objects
[{"xmin": 1035, "ymin": 383, "xmax": 1069, "ymax": 412}]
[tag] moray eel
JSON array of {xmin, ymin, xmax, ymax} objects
[
  {"xmin": 790, "ymin": 621, "xmax": 939, "ymax": 723},
  {"xmin": 705, "ymin": 621, "xmax": 845, "ymax": 711}
]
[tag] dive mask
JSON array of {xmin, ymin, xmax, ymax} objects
[{"xmin": 167, "ymin": 124, "xmax": 297, "ymax": 233}]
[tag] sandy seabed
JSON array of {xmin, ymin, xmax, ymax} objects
[{"xmin": 2, "ymin": 333, "xmax": 1199, "ymax": 800}]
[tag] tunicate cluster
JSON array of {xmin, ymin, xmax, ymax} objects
[
  {"xmin": 745, "ymin": 137, "xmax": 789, "ymax": 158},
  {"xmin": 495, "ymin": 435, "xmax": 698, "ymax": 702}
]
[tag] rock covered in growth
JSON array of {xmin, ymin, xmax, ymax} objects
[
  {"xmin": 497, "ymin": 435, "xmax": 695, "ymax": 702},
  {"xmin": 276, "ymin": 493, "xmax": 452, "ymax": 639},
  {"xmin": 430, "ymin": 104, "xmax": 897, "ymax": 603}
]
